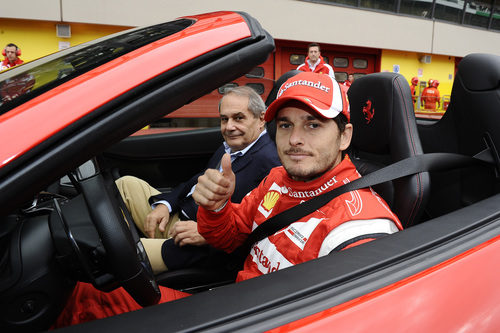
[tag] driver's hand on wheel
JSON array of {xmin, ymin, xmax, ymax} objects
[
  {"xmin": 193, "ymin": 153, "xmax": 235, "ymax": 211},
  {"xmin": 145, "ymin": 204, "xmax": 170, "ymax": 238},
  {"xmin": 169, "ymin": 220, "xmax": 207, "ymax": 246}
]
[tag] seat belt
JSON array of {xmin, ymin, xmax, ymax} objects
[{"xmin": 229, "ymin": 151, "xmax": 495, "ymax": 265}]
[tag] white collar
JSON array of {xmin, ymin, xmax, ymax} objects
[
  {"xmin": 223, "ymin": 129, "xmax": 267, "ymax": 158},
  {"xmin": 307, "ymin": 58, "xmax": 321, "ymax": 70}
]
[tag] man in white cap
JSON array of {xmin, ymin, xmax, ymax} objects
[{"xmin": 54, "ymin": 72, "xmax": 402, "ymax": 327}]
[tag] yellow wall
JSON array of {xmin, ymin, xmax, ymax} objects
[
  {"xmin": 380, "ymin": 49, "xmax": 456, "ymax": 110},
  {"xmin": 0, "ymin": 18, "xmax": 130, "ymax": 62},
  {"xmin": 2, "ymin": 17, "xmax": 457, "ymax": 111}
]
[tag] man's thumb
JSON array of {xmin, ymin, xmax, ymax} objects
[{"xmin": 221, "ymin": 153, "xmax": 233, "ymax": 178}]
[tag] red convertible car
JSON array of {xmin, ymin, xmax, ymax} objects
[{"xmin": 0, "ymin": 11, "xmax": 499, "ymax": 332}]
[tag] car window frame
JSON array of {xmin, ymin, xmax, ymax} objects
[{"xmin": 0, "ymin": 11, "xmax": 275, "ymax": 217}]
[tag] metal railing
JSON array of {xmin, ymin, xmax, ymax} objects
[{"xmin": 302, "ymin": 0, "xmax": 500, "ymax": 32}]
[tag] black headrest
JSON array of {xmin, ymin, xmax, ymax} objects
[
  {"xmin": 417, "ymin": 53, "xmax": 500, "ymax": 218},
  {"xmin": 348, "ymin": 72, "xmax": 423, "ymax": 160},
  {"xmin": 265, "ymin": 70, "xmax": 302, "ymax": 107},
  {"xmin": 457, "ymin": 53, "xmax": 500, "ymax": 91},
  {"xmin": 347, "ymin": 72, "xmax": 429, "ymax": 227},
  {"xmin": 429, "ymin": 53, "xmax": 500, "ymax": 160},
  {"xmin": 265, "ymin": 70, "xmax": 302, "ymax": 141}
]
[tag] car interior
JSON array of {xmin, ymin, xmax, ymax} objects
[
  {"xmin": 1, "ymin": 52, "xmax": 500, "ymax": 332},
  {"xmin": 106, "ymin": 53, "xmax": 500, "ymax": 291},
  {"xmin": 347, "ymin": 71, "xmax": 431, "ymax": 228},
  {"xmin": 103, "ymin": 53, "xmax": 500, "ymax": 292},
  {"xmin": 416, "ymin": 53, "xmax": 500, "ymax": 218}
]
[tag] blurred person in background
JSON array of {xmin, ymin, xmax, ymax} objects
[
  {"xmin": 343, "ymin": 73, "xmax": 355, "ymax": 89},
  {"xmin": 1, "ymin": 43, "xmax": 24, "ymax": 71},
  {"xmin": 421, "ymin": 79, "xmax": 441, "ymax": 111},
  {"xmin": 410, "ymin": 76, "xmax": 418, "ymax": 105},
  {"xmin": 297, "ymin": 42, "xmax": 335, "ymax": 78}
]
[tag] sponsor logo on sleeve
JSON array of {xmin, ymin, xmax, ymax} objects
[{"xmin": 284, "ymin": 217, "xmax": 323, "ymax": 250}]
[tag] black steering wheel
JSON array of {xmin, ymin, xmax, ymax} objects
[{"xmin": 69, "ymin": 160, "xmax": 161, "ymax": 307}]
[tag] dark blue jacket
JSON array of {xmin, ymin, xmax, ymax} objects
[
  {"xmin": 149, "ymin": 132, "xmax": 280, "ymax": 221},
  {"xmin": 153, "ymin": 132, "xmax": 280, "ymax": 271}
]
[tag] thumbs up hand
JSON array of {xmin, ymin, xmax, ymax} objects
[{"xmin": 193, "ymin": 153, "xmax": 235, "ymax": 211}]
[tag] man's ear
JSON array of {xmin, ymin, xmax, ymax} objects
[
  {"xmin": 259, "ymin": 111, "xmax": 266, "ymax": 128},
  {"xmin": 260, "ymin": 111, "xmax": 266, "ymax": 121},
  {"xmin": 340, "ymin": 123, "xmax": 353, "ymax": 151}
]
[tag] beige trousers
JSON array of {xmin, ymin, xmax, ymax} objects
[{"xmin": 115, "ymin": 175, "xmax": 181, "ymax": 274}]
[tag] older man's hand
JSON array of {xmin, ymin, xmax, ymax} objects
[
  {"xmin": 144, "ymin": 204, "xmax": 170, "ymax": 238},
  {"xmin": 169, "ymin": 220, "xmax": 207, "ymax": 246}
]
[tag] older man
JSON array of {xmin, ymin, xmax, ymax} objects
[{"xmin": 116, "ymin": 85, "xmax": 280, "ymax": 272}]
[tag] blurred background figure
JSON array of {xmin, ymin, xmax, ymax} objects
[
  {"xmin": 296, "ymin": 42, "xmax": 335, "ymax": 78},
  {"xmin": 421, "ymin": 79, "xmax": 441, "ymax": 111},
  {"xmin": 410, "ymin": 76, "xmax": 419, "ymax": 105},
  {"xmin": 343, "ymin": 73, "xmax": 355, "ymax": 89},
  {"xmin": 1, "ymin": 43, "xmax": 24, "ymax": 71}
]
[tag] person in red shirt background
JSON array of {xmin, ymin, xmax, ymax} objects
[
  {"xmin": 344, "ymin": 73, "xmax": 355, "ymax": 89},
  {"xmin": 297, "ymin": 42, "xmax": 335, "ymax": 78},
  {"xmin": 421, "ymin": 79, "xmax": 441, "ymax": 111},
  {"xmin": 410, "ymin": 76, "xmax": 418, "ymax": 105},
  {"xmin": 1, "ymin": 43, "xmax": 24, "ymax": 71}
]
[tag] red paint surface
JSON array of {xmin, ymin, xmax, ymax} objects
[
  {"xmin": 271, "ymin": 235, "xmax": 500, "ymax": 332},
  {"xmin": 0, "ymin": 12, "xmax": 250, "ymax": 168}
]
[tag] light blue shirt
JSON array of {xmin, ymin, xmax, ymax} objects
[{"xmin": 221, "ymin": 129, "xmax": 267, "ymax": 169}]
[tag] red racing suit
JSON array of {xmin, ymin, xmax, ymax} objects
[
  {"xmin": 296, "ymin": 56, "xmax": 335, "ymax": 78},
  {"xmin": 198, "ymin": 155, "xmax": 402, "ymax": 282},
  {"xmin": 421, "ymin": 87, "xmax": 441, "ymax": 110},
  {"xmin": 53, "ymin": 156, "xmax": 402, "ymax": 328},
  {"xmin": 410, "ymin": 84, "xmax": 417, "ymax": 104},
  {"xmin": 1, "ymin": 58, "xmax": 23, "ymax": 70}
]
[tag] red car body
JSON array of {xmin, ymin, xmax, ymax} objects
[
  {"xmin": 279, "ymin": 235, "xmax": 500, "ymax": 332},
  {"xmin": 0, "ymin": 12, "xmax": 251, "ymax": 170},
  {"xmin": 0, "ymin": 10, "xmax": 499, "ymax": 333}
]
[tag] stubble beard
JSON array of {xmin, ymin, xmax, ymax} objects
[{"xmin": 280, "ymin": 151, "xmax": 339, "ymax": 182}]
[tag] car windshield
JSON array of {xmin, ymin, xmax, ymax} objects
[{"xmin": 0, "ymin": 19, "xmax": 194, "ymax": 115}]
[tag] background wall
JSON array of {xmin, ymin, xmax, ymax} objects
[
  {"xmin": 2, "ymin": 0, "xmax": 498, "ymax": 102},
  {"xmin": 380, "ymin": 50, "xmax": 455, "ymax": 103},
  {"xmin": 0, "ymin": 18, "xmax": 128, "ymax": 61}
]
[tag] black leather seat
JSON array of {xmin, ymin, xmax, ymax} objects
[
  {"xmin": 417, "ymin": 53, "xmax": 500, "ymax": 219},
  {"xmin": 157, "ymin": 70, "xmax": 435, "ymax": 289},
  {"xmin": 347, "ymin": 72, "xmax": 431, "ymax": 227}
]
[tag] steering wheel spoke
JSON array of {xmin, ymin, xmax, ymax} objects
[{"xmin": 66, "ymin": 161, "xmax": 160, "ymax": 307}]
